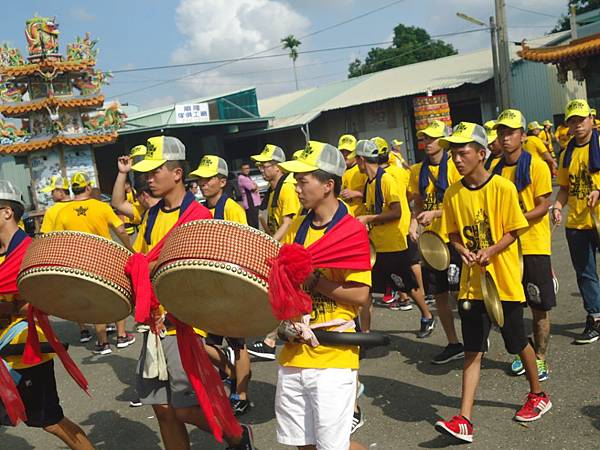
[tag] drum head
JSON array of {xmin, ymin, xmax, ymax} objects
[
  {"xmin": 154, "ymin": 260, "xmax": 279, "ymax": 337},
  {"xmin": 18, "ymin": 268, "xmax": 132, "ymax": 324},
  {"xmin": 418, "ymin": 231, "xmax": 450, "ymax": 271},
  {"xmin": 480, "ymin": 271, "xmax": 504, "ymax": 327}
]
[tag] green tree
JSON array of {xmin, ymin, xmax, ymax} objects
[
  {"xmin": 281, "ymin": 34, "xmax": 302, "ymax": 90},
  {"xmin": 552, "ymin": 0, "xmax": 600, "ymax": 32},
  {"xmin": 348, "ymin": 24, "xmax": 457, "ymax": 78}
]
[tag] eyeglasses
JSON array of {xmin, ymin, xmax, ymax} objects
[{"xmin": 257, "ymin": 163, "xmax": 275, "ymax": 170}]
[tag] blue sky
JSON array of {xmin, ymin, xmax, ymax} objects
[{"xmin": 2, "ymin": 0, "xmax": 568, "ymax": 109}]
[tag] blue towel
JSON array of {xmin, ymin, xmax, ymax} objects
[
  {"xmin": 419, "ymin": 152, "xmax": 449, "ymax": 203},
  {"xmin": 213, "ymin": 193, "xmax": 229, "ymax": 220},
  {"xmin": 294, "ymin": 202, "xmax": 348, "ymax": 245},
  {"xmin": 144, "ymin": 191, "xmax": 196, "ymax": 245},
  {"xmin": 0, "ymin": 320, "xmax": 28, "ymax": 384},
  {"xmin": 492, "ymin": 151, "xmax": 532, "ymax": 192},
  {"xmin": 562, "ymin": 128, "xmax": 600, "ymax": 172}
]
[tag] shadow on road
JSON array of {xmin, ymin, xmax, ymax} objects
[
  {"xmin": 80, "ymin": 410, "xmax": 162, "ymax": 449},
  {"xmin": 0, "ymin": 427, "xmax": 34, "ymax": 450},
  {"xmin": 581, "ymin": 405, "xmax": 600, "ymax": 430}
]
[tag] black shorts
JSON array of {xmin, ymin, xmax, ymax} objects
[
  {"xmin": 459, "ymin": 301, "xmax": 528, "ymax": 354},
  {"xmin": 422, "ymin": 246, "xmax": 462, "ymax": 295},
  {"xmin": 0, "ymin": 360, "xmax": 64, "ymax": 428},
  {"xmin": 406, "ymin": 235, "xmax": 420, "ymax": 265},
  {"xmin": 205, "ymin": 334, "xmax": 245, "ymax": 350},
  {"xmin": 522, "ymin": 255, "xmax": 556, "ymax": 311},
  {"xmin": 372, "ymin": 250, "xmax": 418, "ymax": 294}
]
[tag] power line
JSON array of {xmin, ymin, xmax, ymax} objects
[
  {"xmin": 507, "ymin": 4, "xmax": 561, "ymax": 19},
  {"xmin": 107, "ymin": 0, "xmax": 411, "ymax": 99}
]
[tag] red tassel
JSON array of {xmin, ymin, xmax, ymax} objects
[
  {"xmin": 170, "ymin": 314, "xmax": 242, "ymax": 443},
  {"xmin": 125, "ymin": 253, "xmax": 158, "ymax": 323},
  {"xmin": 22, "ymin": 306, "xmax": 42, "ymax": 366},
  {"xmin": 34, "ymin": 309, "xmax": 89, "ymax": 395},
  {"xmin": 0, "ymin": 358, "xmax": 27, "ymax": 426}
]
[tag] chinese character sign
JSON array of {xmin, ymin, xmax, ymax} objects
[{"xmin": 175, "ymin": 103, "xmax": 210, "ymax": 124}]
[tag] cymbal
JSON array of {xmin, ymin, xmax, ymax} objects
[
  {"xmin": 480, "ymin": 270, "xmax": 504, "ymax": 327},
  {"xmin": 418, "ymin": 231, "xmax": 450, "ymax": 271},
  {"xmin": 369, "ymin": 239, "xmax": 377, "ymax": 267}
]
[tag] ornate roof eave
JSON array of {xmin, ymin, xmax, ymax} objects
[
  {"xmin": 0, "ymin": 94, "xmax": 105, "ymax": 117},
  {"xmin": 0, "ymin": 59, "xmax": 97, "ymax": 78},
  {"xmin": 0, "ymin": 132, "xmax": 117, "ymax": 154},
  {"xmin": 518, "ymin": 33, "xmax": 600, "ymax": 63}
]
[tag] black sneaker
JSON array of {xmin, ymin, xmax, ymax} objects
[
  {"xmin": 79, "ymin": 329, "xmax": 92, "ymax": 343},
  {"xmin": 226, "ymin": 424, "xmax": 254, "ymax": 449},
  {"xmin": 417, "ymin": 316, "xmax": 435, "ymax": 339},
  {"xmin": 231, "ymin": 397, "xmax": 252, "ymax": 417},
  {"xmin": 106, "ymin": 324, "xmax": 117, "ymax": 333},
  {"xmin": 247, "ymin": 341, "xmax": 276, "ymax": 360},
  {"xmin": 432, "ymin": 343, "xmax": 465, "ymax": 364},
  {"xmin": 351, "ymin": 406, "xmax": 364, "ymax": 434},
  {"xmin": 116, "ymin": 333, "xmax": 136, "ymax": 348},
  {"xmin": 93, "ymin": 342, "xmax": 112, "ymax": 355},
  {"xmin": 574, "ymin": 316, "xmax": 600, "ymax": 344},
  {"xmin": 129, "ymin": 398, "xmax": 143, "ymax": 407}
]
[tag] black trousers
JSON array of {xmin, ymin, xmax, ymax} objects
[{"xmin": 245, "ymin": 204, "xmax": 259, "ymax": 229}]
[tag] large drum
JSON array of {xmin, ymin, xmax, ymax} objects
[
  {"xmin": 18, "ymin": 231, "xmax": 133, "ymax": 323},
  {"xmin": 152, "ymin": 220, "xmax": 280, "ymax": 337}
]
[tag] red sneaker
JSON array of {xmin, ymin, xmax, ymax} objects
[
  {"xmin": 381, "ymin": 286, "xmax": 395, "ymax": 304},
  {"xmin": 434, "ymin": 415, "xmax": 473, "ymax": 443},
  {"xmin": 514, "ymin": 392, "xmax": 552, "ymax": 422}
]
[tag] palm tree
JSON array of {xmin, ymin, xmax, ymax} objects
[{"xmin": 281, "ymin": 35, "xmax": 301, "ymax": 90}]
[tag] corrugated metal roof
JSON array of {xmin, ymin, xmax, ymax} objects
[{"xmin": 257, "ymin": 31, "xmax": 572, "ymax": 130}]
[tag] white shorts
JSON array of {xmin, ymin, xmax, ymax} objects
[{"xmin": 275, "ymin": 366, "xmax": 357, "ymax": 449}]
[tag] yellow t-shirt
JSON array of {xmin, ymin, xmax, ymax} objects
[
  {"xmin": 0, "ymin": 243, "xmax": 53, "ymax": 370},
  {"xmin": 523, "ymin": 135, "xmax": 548, "ymax": 161},
  {"xmin": 267, "ymin": 179, "xmax": 300, "ymax": 234},
  {"xmin": 341, "ymin": 164, "xmax": 368, "ymax": 217},
  {"xmin": 408, "ymin": 157, "xmax": 461, "ymax": 238},
  {"xmin": 40, "ymin": 201, "xmax": 71, "ymax": 233},
  {"xmin": 277, "ymin": 213, "xmax": 371, "ymax": 370},
  {"xmin": 557, "ymin": 141, "xmax": 600, "ymax": 229},
  {"xmin": 383, "ymin": 164, "xmax": 410, "ymax": 246},
  {"xmin": 208, "ymin": 197, "xmax": 248, "ymax": 225},
  {"xmin": 496, "ymin": 157, "xmax": 553, "ymax": 255},
  {"xmin": 555, "ymin": 125, "xmax": 572, "ymax": 150},
  {"xmin": 389, "ymin": 151, "xmax": 407, "ymax": 168},
  {"xmin": 442, "ymin": 174, "xmax": 528, "ymax": 302},
  {"xmin": 55, "ymin": 199, "xmax": 123, "ymax": 239},
  {"xmin": 364, "ymin": 171, "xmax": 406, "ymax": 252}
]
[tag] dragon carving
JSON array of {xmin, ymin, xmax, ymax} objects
[
  {"xmin": 0, "ymin": 82, "xmax": 28, "ymax": 102},
  {"xmin": 67, "ymin": 33, "xmax": 98, "ymax": 61},
  {"xmin": 73, "ymin": 70, "xmax": 111, "ymax": 95},
  {"xmin": 0, "ymin": 44, "xmax": 25, "ymax": 67},
  {"xmin": 82, "ymin": 102, "xmax": 127, "ymax": 130},
  {"xmin": 25, "ymin": 16, "xmax": 60, "ymax": 57}
]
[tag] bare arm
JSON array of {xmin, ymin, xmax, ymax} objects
[
  {"xmin": 313, "ymin": 279, "xmax": 370, "ymax": 308},
  {"xmin": 111, "ymin": 156, "xmax": 135, "ymax": 219},
  {"xmin": 524, "ymin": 194, "xmax": 551, "ymax": 222},
  {"xmin": 273, "ymin": 215, "xmax": 294, "ymax": 242},
  {"xmin": 112, "ymin": 224, "xmax": 132, "ymax": 251},
  {"xmin": 357, "ymin": 201, "xmax": 401, "ymax": 226},
  {"xmin": 475, "ymin": 230, "xmax": 519, "ymax": 266},
  {"xmin": 552, "ymin": 185, "xmax": 568, "ymax": 224}
]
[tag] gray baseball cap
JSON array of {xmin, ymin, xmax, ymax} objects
[
  {"xmin": 438, "ymin": 122, "xmax": 488, "ymax": 149},
  {"xmin": 354, "ymin": 139, "xmax": 380, "ymax": 158}
]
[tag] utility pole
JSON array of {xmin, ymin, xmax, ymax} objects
[
  {"xmin": 570, "ymin": 5, "xmax": 578, "ymax": 40},
  {"xmin": 489, "ymin": 16, "xmax": 501, "ymax": 114},
  {"xmin": 495, "ymin": 0, "xmax": 511, "ymax": 109}
]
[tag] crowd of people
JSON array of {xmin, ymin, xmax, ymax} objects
[{"xmin": 0, "ymin": 97, "xmax": 599, "ymax": 449}]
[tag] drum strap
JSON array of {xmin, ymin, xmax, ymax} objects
[
  {"xmin": 363, "ymin": 167, "xmax": 385, "ymax": 214},
  {"xmin": 294, "ymin": 201, "xmax": 348, "ymax": 246},
  {"xmin": 260, "ymin": 174, "xmax": 285, "ymax": 212},
  {"xmin": 213, "ymin": 193, "xmax": 229, "ymax": 221},
  {"xmin": 144, "ymin": 191, "xmax": 196, "ymax": 245}
]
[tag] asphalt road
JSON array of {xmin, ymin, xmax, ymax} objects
[{"xmin": 3, "ymin": 225, "xmax": 600, "ymax": 449}]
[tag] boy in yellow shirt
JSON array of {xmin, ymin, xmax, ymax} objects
[
  {"xmin": 276, "ymin": 141, "xmax": 371, "ymax": 450},
  {"xmin": 39, "ymin": 175, "xmax": 71, "ymax": 234},
  {"xmin": 339, "ymin": 134, "xmax": 367, "ymax": 216},
  {"xmin": 493, "ymin": 110, "xmax": 555, "ymax": 381},
  {"xmin": 553, "ymin": 99, "xmax": 600, "ymax": 344},
  {"xmin": 408, "ymin": 121, "xmax": 464, "ymax": 363},
  {"xmin": 525, "ymin": 120, "xmax": 557, "ymax": 175},
  {"xmin": 435, "ymin": 123, "xmax": 551, "ymax": 443},
  {"xmin": 0, "ymin": 180, "xmax": 94, "ymax": 450}
]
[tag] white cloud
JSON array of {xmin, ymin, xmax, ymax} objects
[
  {"xmin": 70, "ymin": 7, "xmax": 95, "ymax": 22},
  {"xmin": 142, "ymin": 95, "xmax": 176, "ymax": 110},
  {"xmin": 170, "ymin": 0, "xmax": 311, "ymax": 98}
]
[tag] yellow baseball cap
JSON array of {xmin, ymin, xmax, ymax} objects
[
  {"xmin": 494, "ymin": 109, "xmax": 527, "ymax": 130},
  {"xmin": 130, "ymin": 145, "xmax": 147, "ymax": 158},
  {"xmin": 417, "ymin": 120, "xmax": 448, "ymax": 138},
  {"xmin": 371, "ymin": 136, "xmax": 389, "ymax": 156},
  {"xmin": 591, "ymin": 108, "xmax": 597, "ymax": 116},
  {"xmin": 542, "ymin": 120, "xmax": 553, "ymax": 127},
  {"xmin": 279, "ymin": 141, "xmax": 345, "ymax": 177},
  {"xmin": 190, "ymin": 155, "xmax": 228, "ymax": 178},
  {"xmin": 439, "ymin": 122, "xmax": 488, "ymax": 149},
  {"xmin": 338, "ymin": 134, "xmax": 356, "ymax": 152},
  {"xmin": 292, "ymin": 150, "xmax": 304, "ymax": 160},
  {"xmin": 565, "ymin": 99, "xmax": 591, "ymax": 121},
  {"xmin": 392, "ymin": 139, "xmax": 403, "ymax": 148},
  {"xmin": 41, "ymin": 175, "xmax": 69, "ymax": 193},
  {"xmin": 527, "ymin": 121, "xmax": 544, "ymax": 131},
  {"xmin": 484, "ymin": 120, "xmax": 497, "ymax": 144},
  {"xmin": 132, "ymin": 136, "xmax": 186, "ymax": 173},
  {"xmin": 70, "ymin": 172, "xmax": 93, "ymax": 189},
  {"xmin": 250, "ymin": 144, "xmax": 286, "ymax": 163}
]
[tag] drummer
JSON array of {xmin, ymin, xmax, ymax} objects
[
  {"xmin": 189, "ymin": 155, "xmax": 253, "ymax": 417},
  {"xmin": 435, "ymin": 122, "xmax": 551, "ymax": 444},
  {"xmin": 493, "ymin": 109, "xmax": 555, "ymax": 381},
  {"xmin": 484, "ymin": 120, "xmax": 502, "ymax": 171},
  {"xmin": 354, "ymin": 139, "xmax": 435, "ymax": 337},
  {"xmin": 407, "ymin": 121, "xmax": 464, "ymax": 363},
  {"xmin": 276, "ymin": 141, "xmax": 371, "ymax": 450},
  {"xmin": 39, "ymin": 175, "xmax": 72, "ymax": 233},
  {"xmin": 130, "ymin": 136, "xmax": 254, "ymax": 449},
  {"xmin": 248, "ymin": 145, "xmax": 300, "ymax": 361},
  {"xmin": 0, "ymin": 180, "xmax": 94, "ymax": 450},
  {"xmin": 54, "ymin": 172, "xmax": 135, "ymax": 356}
]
